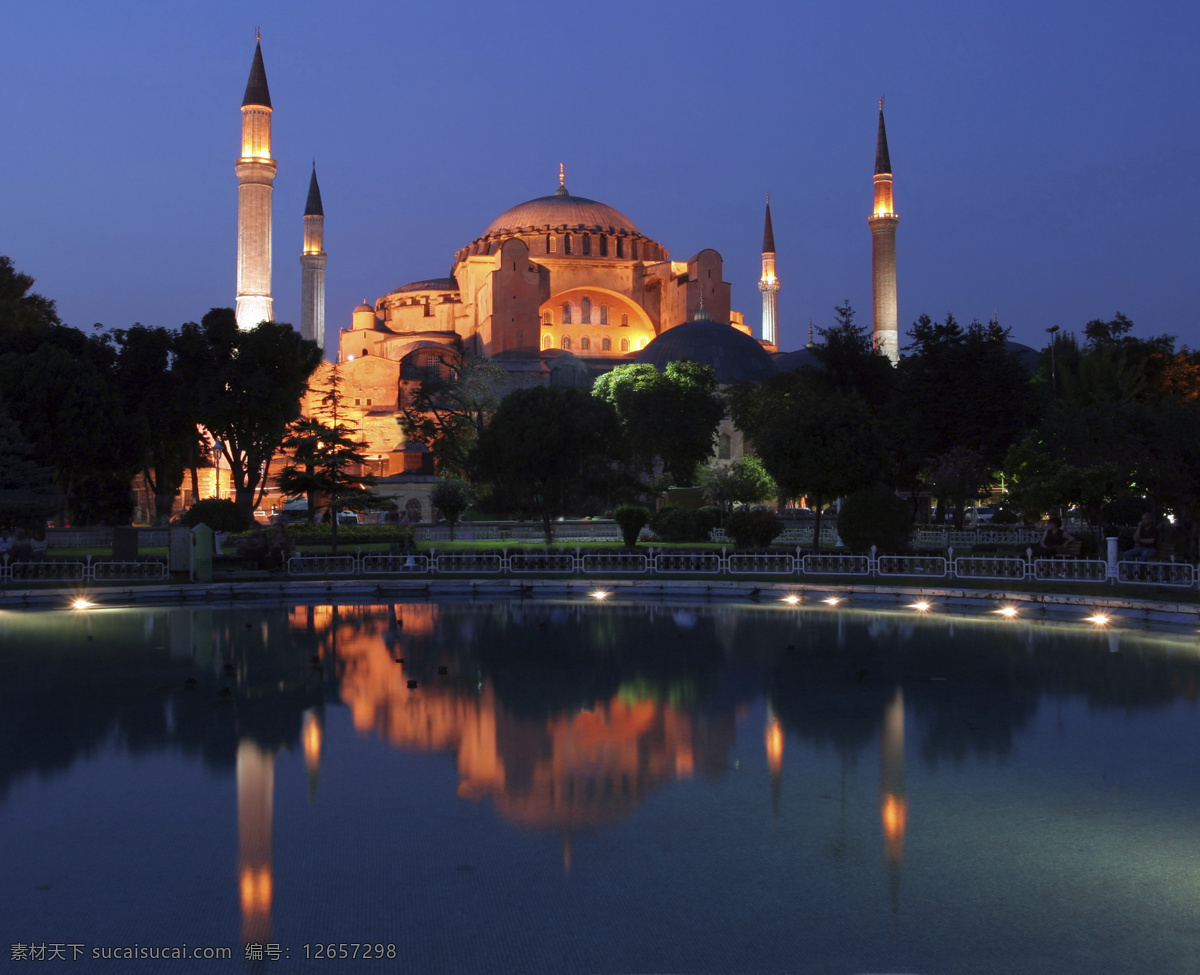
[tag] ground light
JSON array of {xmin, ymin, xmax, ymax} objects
[
  {"xmin": 995, "ymin": 606, "xmax": 1019, "ymax": 618},
  {"xmin": 822, "ymin": 597, "xmax": 841, "ymax": 606},
  {"xmin": 782, "ymin": 595, "xmax": 801, "ymax": 605},
  {"xmin": 71, "ymin": 598, "xmax": 94, "ymax": 610},
  {"xmin": 910, "ymin": 601, "xmax": 931, "ymax": 613},
  {"xmin": 1086, "ymin": 613, "xmax": 1110, "ymax": 626},
  {"xmin": 590, "ymin": 590, "xmax": 610, "ymax": 601}
]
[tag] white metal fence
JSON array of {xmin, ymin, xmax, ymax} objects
[{"xmin": 0, "ymin": 558, "xmax": 167, "ymax": 584}]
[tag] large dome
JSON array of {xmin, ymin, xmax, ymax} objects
[
  {"xmin": 636, "ymin": 320, "xmax": 778, "ymax": 384},
  {"xmin": 484, "ymin": 193, "xmax": 641, "ymax": 236}
]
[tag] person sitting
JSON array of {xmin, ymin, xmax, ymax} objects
[
  {"xmin": 1033, "ymin": 517, "xmax": 1075, "ymax": 558},
  {"xmin": 1124, "ymin": 513, "xmax": 1159, "ymax": 562}
]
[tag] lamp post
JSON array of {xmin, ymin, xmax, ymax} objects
[{"xmin": 1046, "ymin": 326, "xmax": 1059, "ymax": 393}]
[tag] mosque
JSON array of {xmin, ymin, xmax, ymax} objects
[{"xmin": 233, "ymin": 40, "xmax": 900, "ymax": 512}]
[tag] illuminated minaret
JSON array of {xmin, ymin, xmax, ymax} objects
[
  {"xmin": 758, "ymin": 196, "xmax": 780, "ymax": 348},
  {"xmin": 868, "ymin": 99, "xmax": 899, "ymax": 363},
  {"xmin": 235, "ymin": 36, "xmax": 276, "ymax": 330},
  {"xmin": 299, "ymin": 164, "xmax": 327, "ymax": 350},
  {"xmin": 237, "ymin": 740, "xmax": 275, "ymax": 944}
]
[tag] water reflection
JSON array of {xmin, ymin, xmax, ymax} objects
[{"xmin": 3, "ymin": 600, "xmax": 1200, "ymax": 971}]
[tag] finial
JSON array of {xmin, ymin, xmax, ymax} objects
[
  {"xmin": 555, "ymin": 163, "xmax": 569, "ymax": 196},
  {"xmin": 766, "ymin": 192, "xmax": 770, "ymax": 205},
  {"xmin": 879, "ymin": 94, "xmax": 884, "ymax": 112},
  {"xmin": 807, "ymin": 320, "xmax": 814, "ymax": 348},
  {"xmin": 256, "ymin": 25, "xmax": 261, "ymax": 42},
  {"xmin": 695, "ymin": 294, "xmax": 711, "ymax": 321}
]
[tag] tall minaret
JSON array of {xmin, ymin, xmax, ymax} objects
[
  {"xmin": 758, "ymin": 196, "xmax": 780, "ymax": 348},
  {"xmin": 300, "ymin": 164, "xmax": 326, "ymax": 351},
  {"xmin": 868, "ymin": 99, "xmax": 899, "ymax": 363},
  {"xmin": 235, "ymin": 35, "xmax": 276, "ymax": 330}
]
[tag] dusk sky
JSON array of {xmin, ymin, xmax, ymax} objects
[{"xmin": 3, "ymin": 0, "xmax": 1195, "ymax": 356}]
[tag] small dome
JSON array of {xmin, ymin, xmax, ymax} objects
[
  {"xmin": 484, "ymin": 193, "xmax": 641, "ymax": 236},
  {"xmin": 636, "ymin": 320, "xmax": 778, "ymax": 384},
  {"xmin": 354, "ymin": 302, "xmax": 375, "ymax": 313},
  {"xmin": 391, "ymin": 277, "xmax": 459, "ymax": 294}
]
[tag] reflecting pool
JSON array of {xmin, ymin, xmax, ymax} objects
[{"xmin": 3, "ymin": 599, "xmax": 1200, "ymax": 974}]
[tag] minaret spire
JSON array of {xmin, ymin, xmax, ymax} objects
[
  {"xmin": 556, "ymin": 163, "xmax": 569, "ymax": 196},
  {"xmin": 235, "ymin": 37, "xmax": 277, "ymax": 329},
  {"xmin": 868, "ymin": 100, "xmax": 899, "ymax": 363},
  {"xmin": 758, "ymin": 195, "xmax": 780, "ymax": 348},
  {"xmin": 300, "ymin": 163, "xmax": 327, "ymax": 352}
]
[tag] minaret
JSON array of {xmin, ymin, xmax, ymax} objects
[
  {"xmin": 868, "ymin": 100, "xmax": 899, "ymax": 363},
  {"xmin": 235, "ymin": 36, "xmax": 276, "ymax": 330},
  {"xmin": 300, "ymin": 164, "xmax": 327, "ymax": 351},
  {"xmin": 758, "ymin": 196, "xmax": 780, "ymax": 348}
]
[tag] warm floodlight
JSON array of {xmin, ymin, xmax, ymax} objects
[
  {"xmin": 996, "ymin": 606, "xmax": 1018, "ymax": 618},
  {"xmin": 590, "ymin": 590, "xmax": 610, "ymax": 601},
  {"xmin": 910, "ymin": 601, "xmax": 931, "ymax": 613},
  {"xmin": 782, "ymin": 595, "xmax": 801, "ymax": 605},
  {"xmin": 72, "ymin": 598, "xmax": 94, "ymax": 610},
  {"xmin": 822, "ymin": 597, "xmax": 841, "ymax": 606},
  {"xmin": 1086, "ymin": 613, "xmax": 1110, "ymax": 626}
]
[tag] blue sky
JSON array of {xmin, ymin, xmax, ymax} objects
[{"xmin": 2, "ymin": 0, "xmax": 1195, "ymax": 354}]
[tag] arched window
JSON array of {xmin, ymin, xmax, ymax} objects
[
  {"xmin": 599, "ymin": 305, "xmax": 609, "ymax": 325},
  {"xmin": 542, "ymin": 335, "xmax": 552, "ymax": 350},
  {"xmin": 601, "ymin": 337, "xmax": 611, "ymax": 352},
  {"xmin": 631, "ymin": 241, "xmax": 638, "ymax": 260},
  {"xmin": 637, "ymin": 338, "xmax": 648, "ymax": 350},
  {"xmin": 562, "ymin": 302, "xmax": 573, "ymax": 324},
  {"xmin": 616, "ymin": 237, "xmax": 624, "ymax": 258},
  {"xmin": 580, "ymin": 297, "xmax": 592, "ymax": 324},
  {"xmin": 620, "ymin": 338, "xmax": 629, "ymax": 352},
  {"xmin": 548, "ymin": 235, "xmax": 556, "ymax": 253},
  {"xmin": 600, "ymin": 235, "xmax": 608, "ymax": 256},
  {"xmin": 582, "ymin": 234, "xmax": 591, "ymax": 255},
  {"xmin": 580, "ymin": 336, "xmax": 590, "ymax": 351},
  {"xmin": 621, "ymin": 313, "xmax": 628, "ymax": 327},
  {"xmin": 564, "ymin": 234, "xmax": 572, "ymax": 255},
  {"xmin": 404, "ymin": 498, "xmax": 423, "ymax": 523},
  {"xmin": 561, "ymin": 335, "xmax": 572, "ymax": 350},
  {"xmin": 543, "ymin": 310, "xmax": 553, "ymax": 325}
]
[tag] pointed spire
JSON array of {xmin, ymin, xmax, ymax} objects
[
  {"xmin": 305, "ymin": 163, "xmax": 324, "ymax": 216},
  {"xmin": 762, "ymin": 195, "xmax": 776, "ymax": 253},
  {"xmin": 555, "ymin": 162, "xmax": 569, "ymax": 196},
  {"xmin": 242, "ymin": 40, "xmax": 272, "ymax": 109},
  {"xmin": 806, "ymin": 320, "xmax": 814, "ymax": 348},
  {"xmin": 874, "ymin": 97, "xmax": 891, "ymax": 175}
]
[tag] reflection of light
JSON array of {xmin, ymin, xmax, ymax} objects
[
  {"xmin": 239, "ymin": 866, "xmax": 273, "ymax": 913},
  {"xmin": 782, "ymin": 594, "xmax": 800, "ymax": 605},
  {"xmin": 72, "ymin": 598, "xmax": 93, "ymax": 610},
  {"xmin": 302, "ymin": 711, "xmax": 322, "ymax": 773},
  {"xmin": 995, "ymin": 606, "xmax": 1018, "ymax": 618},
  {"xmin": 765, "ymin": 717, "xmax": 784, "ymax": 775},
  {"xmin": 1086, "ymin": 614, "xmax": 1110, "ymax": 626},
  {"xmin": 822, "ymin": 597, "xmax": 841, "ymax": 606},
  {"xmin": 590, "ymin": 590, "xmax": 610, "ymax": 601},
  {"xmin": 882, "ymin": 793, "xmax": 907, "ymax": 842},
  {"xmin": 910, "ymin": 601, "xmax": 930, "ymax": 612}
]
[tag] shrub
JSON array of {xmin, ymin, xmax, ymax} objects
[
  {"xmin": 724, "ymin": 506, "xmax": 783, "ymax": 548},
  {"xmin": 837, "ymin": 484, "xmax": 910, "ymax": 553},
  {"xmin": 613, "ymin": 505, "xmax": 650, "ymax": 547},
  {"xmin": 1101, "ymin": 497, "xmax": 1151, "ymax": 527},
  {"xmin": 649, "ymin": 506, "xmax": 714, "ymax": 543},
  {"xmin": 182, "ymin": 498, "xmax": 253, "ymax": 533}
]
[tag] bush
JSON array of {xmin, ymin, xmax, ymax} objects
[
  {"xmin": 1101, "ymin": 497, "xmax": 1151, "ymax": 527},
  {"xmin": 724, "ymin": 506, "xmax": 783, "ymax": 548},
  {"xmin": 649, "ymin": 506, "xmax": 719, "ymax": 543},
  {"xmin": 837, "ymin": 484, "xmax": 910, "ymax": 553},
  {"xmin": 988, "ymin": 503, "xmax": 1021, "ymax": 525},
  {"xmin": 182, "ymin": 498, "xmax": 253, "ymax": 533},
  {"xmin": 613, "ymin": 505, "xmax": 650, "ymax": 547}
]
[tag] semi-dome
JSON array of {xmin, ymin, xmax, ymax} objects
[
  {"xmin": 636, "ymin": 320, "xmax": 778, "ymax": 384},
  {"xmin": 391, "ymin": 277, "xmax": 458, "ymax": 294},
  {"xmin": 484, "ymin": 193, "xmax": 641, "ymax": 236}
]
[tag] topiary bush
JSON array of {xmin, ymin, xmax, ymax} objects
[
  {"xmin": 613, "ymin": 505, "xmax": 650, "ymax": 547},
  {"xmin": 649, "ymin": 506, "xmax": 721, "ymax": 543},
  {"xmin": 182, "ymin": 498, "xmax": 253, "ymax": 533},
  {"xmin": 837, "ymin": 484, "xmax": 911, "ymax": 553},
  {"xmin": 724, "ymin": 506, "xmax": 783, "ymax": 548}
]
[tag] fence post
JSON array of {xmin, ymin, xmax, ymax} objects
[
  {"xmin": 431, "ymin": 548, "xmax": 437, "ymax": 574},
  {"xmin": 721, "ymin": 546, "xmax": 727, "ymax": 575},
  {"xmin": 870, "ymin": 545, "xmax": 877, "ymax": 577},
  {"xmin": 1106, "ymin": 536, "xmax": 1119, "ymax": 581}
]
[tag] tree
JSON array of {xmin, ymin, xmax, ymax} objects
[
  {"xmin": 0, "ymin": 398, "xmax": 61, "ymax": 530},
  {"xmin": 592, "ymin": 361, "xmax": 725, "ymax": 486},
  {"xmin": 807, "ymin": 301, "xmax": 895, "ymax": 408},
  {"xmin": 399, "ymin": 353, "xmax": 505, "ymax": 478},
  {"xmin": 893, "ymin": 314, "xmax": 1034, "ymax": 527},
  {"xmin": 430, "ymin": 479, "xmax": 472, "ymax": 539},
  {"xmin": 275, "ymin": 364, "xmax": 379, "ymax": 553},
  {"xmin": 175, "ymin": 309, "xmax": 323, "ymax": 515},
  {"xmin": 699, "ymin": 457, "xmax": 777, "ymax": 514},
  {"xmin": 110, "ymin": 325, "xmax": 195, "ymax": 523},
  {"xmin": 469, "ymin": 387, "xmax": 623, "ymax": 544},
  {"xmin": 731, "ymin": 373, "xmax": 885, "ymax": 549}
]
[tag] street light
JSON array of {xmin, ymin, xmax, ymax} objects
[{"xmin": 1046, "ymin": 326, "xmax": 1060, "ymax": 393}]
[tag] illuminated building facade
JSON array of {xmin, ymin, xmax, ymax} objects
[{"xmin": 868, "ymin": 102, "xmax": 900, "ymax": 363}]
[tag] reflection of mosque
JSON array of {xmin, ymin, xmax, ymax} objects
[{"xmin": 14, "ymin": 603, "xmax": 1189, "ymax": 949}]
